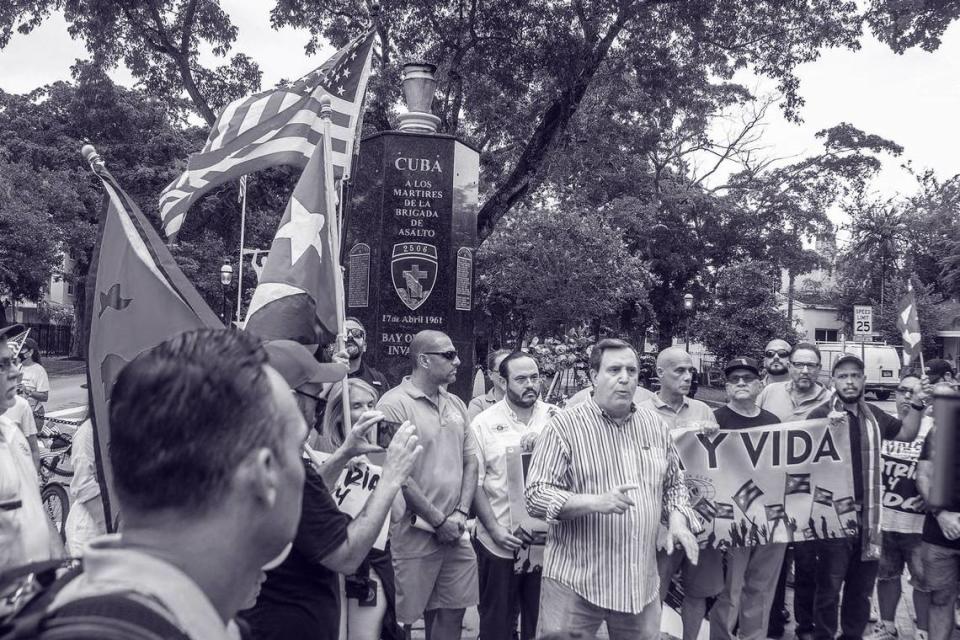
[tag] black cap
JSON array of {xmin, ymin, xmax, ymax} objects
[
  {"xmin": 926, "ymin": 358, "xmax": 954, "ymax": 381},
  {"xmin": 724, "ymin": 357, "xmax": 760, "ymax": 377},
  {"xmin": 832, "ymin": 353, "xmax": 864, "ymax": 374}
]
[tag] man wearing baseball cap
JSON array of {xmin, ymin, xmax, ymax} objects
[
  {"xmin": 0, "ymin": 323, "xmax": 62, "ymax": 566},
  {"xmin": 804, "ymin": 353, "xmax": 928, "ymax": 640},
  {"xmin": 242, "ymin": 340, "xmax": 423, "ymax": 640},
  {"xmin": 700, "ymin": 357, "xmax": 784, "ymax": 640}
]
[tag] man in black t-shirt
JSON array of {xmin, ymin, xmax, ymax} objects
[
  {"xmin": 242, "ymin": 341, "xmax": 422, "ymax": 640},
  {"xmin": 805, "ymin": 354, "xmax": 926, "ymax": 640},
  {"xmin": 918, "ymin": 407, "xmax": 960, "ymax": 640},
  {"xmin": 703, "ymin": 357, "xmax": 785, "ymax": 640},
  {"xmin": 345, "ymin": 317, "xmax": 392, "ymax": 392}
]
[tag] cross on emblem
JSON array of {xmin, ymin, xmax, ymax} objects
[{"xmin": 403, "ymin": 264, "xmax": 428, "ymax": 301}]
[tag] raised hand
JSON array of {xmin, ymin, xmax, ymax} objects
[{"xmin": 381, "ymin": 422, "xmax": 422, "ymax": 487}]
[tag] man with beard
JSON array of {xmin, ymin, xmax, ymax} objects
[
  {"xmin": 762, "ymin": 339, "xmax": 792, "ymax": 385},
  {"xmin": 471, "ymin": 351, "xmax": 557, "ymax": 640},
  {"xmin": 377, "ymin": 330, "xmax": 480, "ymax": 639},
  {"xmin": 758, "ymin": 342, "xmax": 832, "ymax": 640},
  {"xmin": 805, "ymin": 354, "xmax": 925, "ymax": 640},
  {"xmin": 345, "ymin": 317, "xmax": 391, "ymax": 392}
]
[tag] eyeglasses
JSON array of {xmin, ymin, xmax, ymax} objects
[
  {"xmin": 765, "ymin": 350, "xmax": 790, "ymax": 358},
  {"xmin": 425, "ymin": 350, "xmax": 458, "ymax": 361},
  {"xmin": 512, "ymin": 374, "xmax": 542, "ymax": 385},
  {"xmin": 790, "ymin": 362, "xmax": 819, "ymax": 371},
  {"xmin": 346, "ymin": 328, "xmax": 366, "ymax": 340},
  {"xmin": 0, "ymin": 358, "xmax": 13, "ymax": 372},
  {"xmin": 727, "ymin": 374, "xmax": 758, "ymax": 384}
]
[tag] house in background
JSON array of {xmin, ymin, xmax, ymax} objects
[
  {"xmin": 778, "ymin": 232, "xmax": 854, "ymax": 343},
  {"xmin": 4, "ymin": 254, "xmax": 76, "ymax": 325}
]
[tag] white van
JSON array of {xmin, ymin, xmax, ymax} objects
[{"xmin": 817, "ymin": 341, "xmax": 903, "ymax": 400}]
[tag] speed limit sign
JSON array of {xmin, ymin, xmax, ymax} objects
[{"xmin": 854, "ymin": 305, "xmax": 873, "ymax": 336}]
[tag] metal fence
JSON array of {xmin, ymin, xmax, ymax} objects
[{"xmin": 19, "ymin": 323, "xmax": 74, "ymax": 356}]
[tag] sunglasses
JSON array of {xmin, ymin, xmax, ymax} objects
[
  {"xmin": 425, "ymin": 350, "xmax": 458, "ymax": 361},
  {"xmin": 727, "ymin": 374, "xmax": 758, "ymax": 384},
  {"xmin": 346, "ymin": 328, "xmax": 366, "ymax": 340},
  {"xmin": 765, "ymin": 350, "xmax": 790, "ymax": 358},
  {"xmin": 293, "ymin": 388, "xmax": 324, "ymax": 403}
]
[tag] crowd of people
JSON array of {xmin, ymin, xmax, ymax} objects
[{"xmin": 0, "ymin": 318, "xmax": 956, "ymax": 640}]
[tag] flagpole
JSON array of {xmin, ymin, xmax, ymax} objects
[
  {"xmin": 236, "ymin": 176, "xmax": 248, "ymax": 324},
  {"xmin": 320, "ymin": 96, "xmax": 352, "ymax": 433}
]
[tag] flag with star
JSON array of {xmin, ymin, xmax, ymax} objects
[
  {"xmin": 784, "ymin": 472, "xmax": 812, "ymax": 496},
  {"xmin": 897, "ymin": 280, "xmax": 923, "ymax": 366},
  {"xmin": 733, "ymin": 479, "xmax": 764, "ymax": 514},
  {"xmin": 715, "ymin": 502, "xmax": 736, "ymax": 519},
  {"xmin": 243, "ymin": 131, "xmax": 337, "ymax": 344},
  {"xmin": 158, "ymin": 28, "xmax": 379, "ymax": 238},
  {"xmin": 813, "ymin": 486, "xmax": 834, "ymax": 506},
  {"xmin": 88, "ymin": 159, "xmax": 223, "ymax": 528}
]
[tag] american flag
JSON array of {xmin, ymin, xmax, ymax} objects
[{"xmin": 158, "ymin": 29, "xmax": 379, "ymax": 238}]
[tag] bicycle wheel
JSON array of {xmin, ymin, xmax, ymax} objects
[
  {"xmin": 40, "ymin": 452, "xmax": 73, "ymax": 478},
  {"xmin": 41, "ymin": 483, "xmax": 69, "ymax": 542}
]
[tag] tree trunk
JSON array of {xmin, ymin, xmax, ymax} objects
[
  {"xmin": 476, "ymin": 14, "xmax": 628, "ymax": 242},
  {"xmin": 0, "ymin": 299, "xmax": 7, "ymax": 328}
]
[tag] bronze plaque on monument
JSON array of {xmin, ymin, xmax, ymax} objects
[{"xmin": 345, "ymin": 131, "xmax": 479, "ymax": 400}]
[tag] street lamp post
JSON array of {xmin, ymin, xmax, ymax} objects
[
  {"xmin": 683, "ymin": 292, "xmax": 694, "ymax": 353},
  {"xmin": 220, "ymin": 261, "xmax": 234, "ymax": 325}
]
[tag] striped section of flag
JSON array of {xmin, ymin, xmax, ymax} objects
[
  {"xmin": 897, "ymin": 281, "xmax": 923, "ymax": 366},
  {"xmin": 158, "ymin": 29, "xmax": 378, "ymax": 238}
]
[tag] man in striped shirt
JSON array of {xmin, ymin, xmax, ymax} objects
[{"xmin": 525, "ymin": 338, "xmax": 700, "ymax": 639}]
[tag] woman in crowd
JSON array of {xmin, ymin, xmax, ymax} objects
[
  {"xmin": 319, "ymin": 378, "xmax": 402, "ymax": 640},
  {"xmin": 64, "ymin": 418, "xmax": 107, "ymax": 556},
  {"xmin": 18, "ymin": 338, "xmax": 49, "ymax": 412}
]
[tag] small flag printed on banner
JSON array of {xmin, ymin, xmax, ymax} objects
[
  {"xmin": 784, "ymin": 472, "xmax": 812, "ymax": 495},
  {"xmin": 6, "ymin": 328, "xmax": 29, "ymax": 359},
  {"xmin": 813, "ymin": 486, "xmax": 834, "ymax": 506},
  {"xmin": 733, "ymin": 479, "xmax": 764, "ymax": 513},
  {"xmin": 765, "ymin": 503, "xmax": 787, "ymax": 521},
  {"xmin": 694, "ymin": 499, "xmax": 719, "ymax": 523},
  {"xmin": 834, "ymin": 496, "xmax": 857, "ymax": 516},
  {"xmin": 715, "ymin": 502, "xmax": 736, "ymax": 519}
]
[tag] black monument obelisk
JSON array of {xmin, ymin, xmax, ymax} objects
[{"xmin": 345, "ymin": 63, "xmax": 479, "ymax": 400}]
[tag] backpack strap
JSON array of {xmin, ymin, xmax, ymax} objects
[{"xmin": 3, "ymin": 591, "xmax": 191, "ymax": 640}]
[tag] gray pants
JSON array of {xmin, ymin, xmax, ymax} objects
[
  {"xmin": 537, "ymin": 577, "xmax": 661, "ymax": 640},
  {"xmin": 710, "ymin": 543, "xmax": 787, "ymax": 640}
]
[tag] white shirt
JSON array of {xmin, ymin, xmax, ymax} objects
[
  {"xmin": 20, "ymin": 361, "xmax": 49, "ymax": 409},
  {"xmin": 52, "ymin": 534, "xmax": 242, "ymax": 640},
  {"xmin": 2, "ymin": 395, "xmax": 37, "ymax": 438},
  {"xmin": 472, "ymin": 399, "xmax": 558, "ymax": 558},
  {"xmin": 0, "ymin": 415, "xmax": 50, "ymax": 569}
]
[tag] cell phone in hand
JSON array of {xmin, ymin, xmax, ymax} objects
[{"xmin": 377, "ymin": 419, "xmax": 402, "ymax": 449}]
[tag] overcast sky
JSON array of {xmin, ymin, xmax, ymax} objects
[{"xmin": 1, "ymin": 3, "xmax": 958, "ymax": 203}]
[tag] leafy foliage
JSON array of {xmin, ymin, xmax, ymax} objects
[{"xmin": 689, "ymin": 261, "xmax": 800, "ymax": 364}]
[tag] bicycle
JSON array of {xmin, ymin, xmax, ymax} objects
[{"xmin": 36, "ymin": 427, "xmax": 73, "ymax": 542}]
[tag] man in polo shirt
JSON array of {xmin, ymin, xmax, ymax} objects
[
  {"xmin": 468, "ymin": 349, "xmax": 511, "ymax": 422},
  {"xmin": 805, "ymin": 354, "xmax": 925, "ymax": 640},
  {"xmin": 344, "ymin": 317, "xmax": 391, "ymax": 392},
  {"xmin": 762, "ymin": 338, "xmax": 792, "ymax": 385},
  {"xmin": 377, "ymin": 330, "xmax": 480, "ymax": 639},
  {"xmin": 472, "ymin": 351, "xmax": 557, "ymax": 640},
  {"xmin": 758, "ymin": 342, "xmax": 829, "ymax": 640},
  {"xmin": 638, "ymin": 347, "xmax": 718, "ymax": 619}
]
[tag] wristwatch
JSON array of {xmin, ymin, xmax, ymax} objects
[{"xmin": 910, "ymin": 401, "xmax": 926, "ymax": 411}]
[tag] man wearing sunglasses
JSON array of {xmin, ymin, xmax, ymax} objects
[
  {"xmin": 706, "ymin": 357, "xmax": 785, "ymax": 640},
  {"xmin": 762, "ymin": 339, "xmax": 793, "ymax": 385},
  {"xmin": 377, "ymin": 330, "xmax": 480, "ymax": 639},
  {"xmin": 344, "ymin": 317, "xmax": 391, "ymax": 392},
  {"xmin": 0, "ymin": 323, "xmax": 61, "ymax": 567},
  {"xmin": 757, "ymin": 342, "xmax": 831, "ymax": 640}
]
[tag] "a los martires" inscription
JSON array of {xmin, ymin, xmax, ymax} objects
[{"xmin": 391, "ymin": 156, "xmax": 444, "ymax": 239}]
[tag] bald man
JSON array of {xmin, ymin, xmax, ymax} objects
[
  {"xmin": 377, "ymin": 330, "xmax": 479, "ymax": 638},
  {"xmin": 762, "ymin": 339, "xmax": 792, "ymax": 385},
  {"xmin": 638, "ymin": 347, "xmax": 719, "ymax": 634}
]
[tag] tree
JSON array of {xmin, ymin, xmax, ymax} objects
[
  {"xmin": 688, "ymin": 261, "xmax": 800, "ymax": 365},
  {"xmin": 476, "ymin": 204, "xmax": 647, "ymax": 347},
  {"xmin": 868, "ymin": 0, "xmax": 960, "ymax": 53},
  {"xmin": 0, "ymin": 0, "xmax": 261, "ymax": 123}
]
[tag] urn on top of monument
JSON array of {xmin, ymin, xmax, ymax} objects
[{"xmin": 398, "ymin": 62, "xmax": 441, "ymax": 133}]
